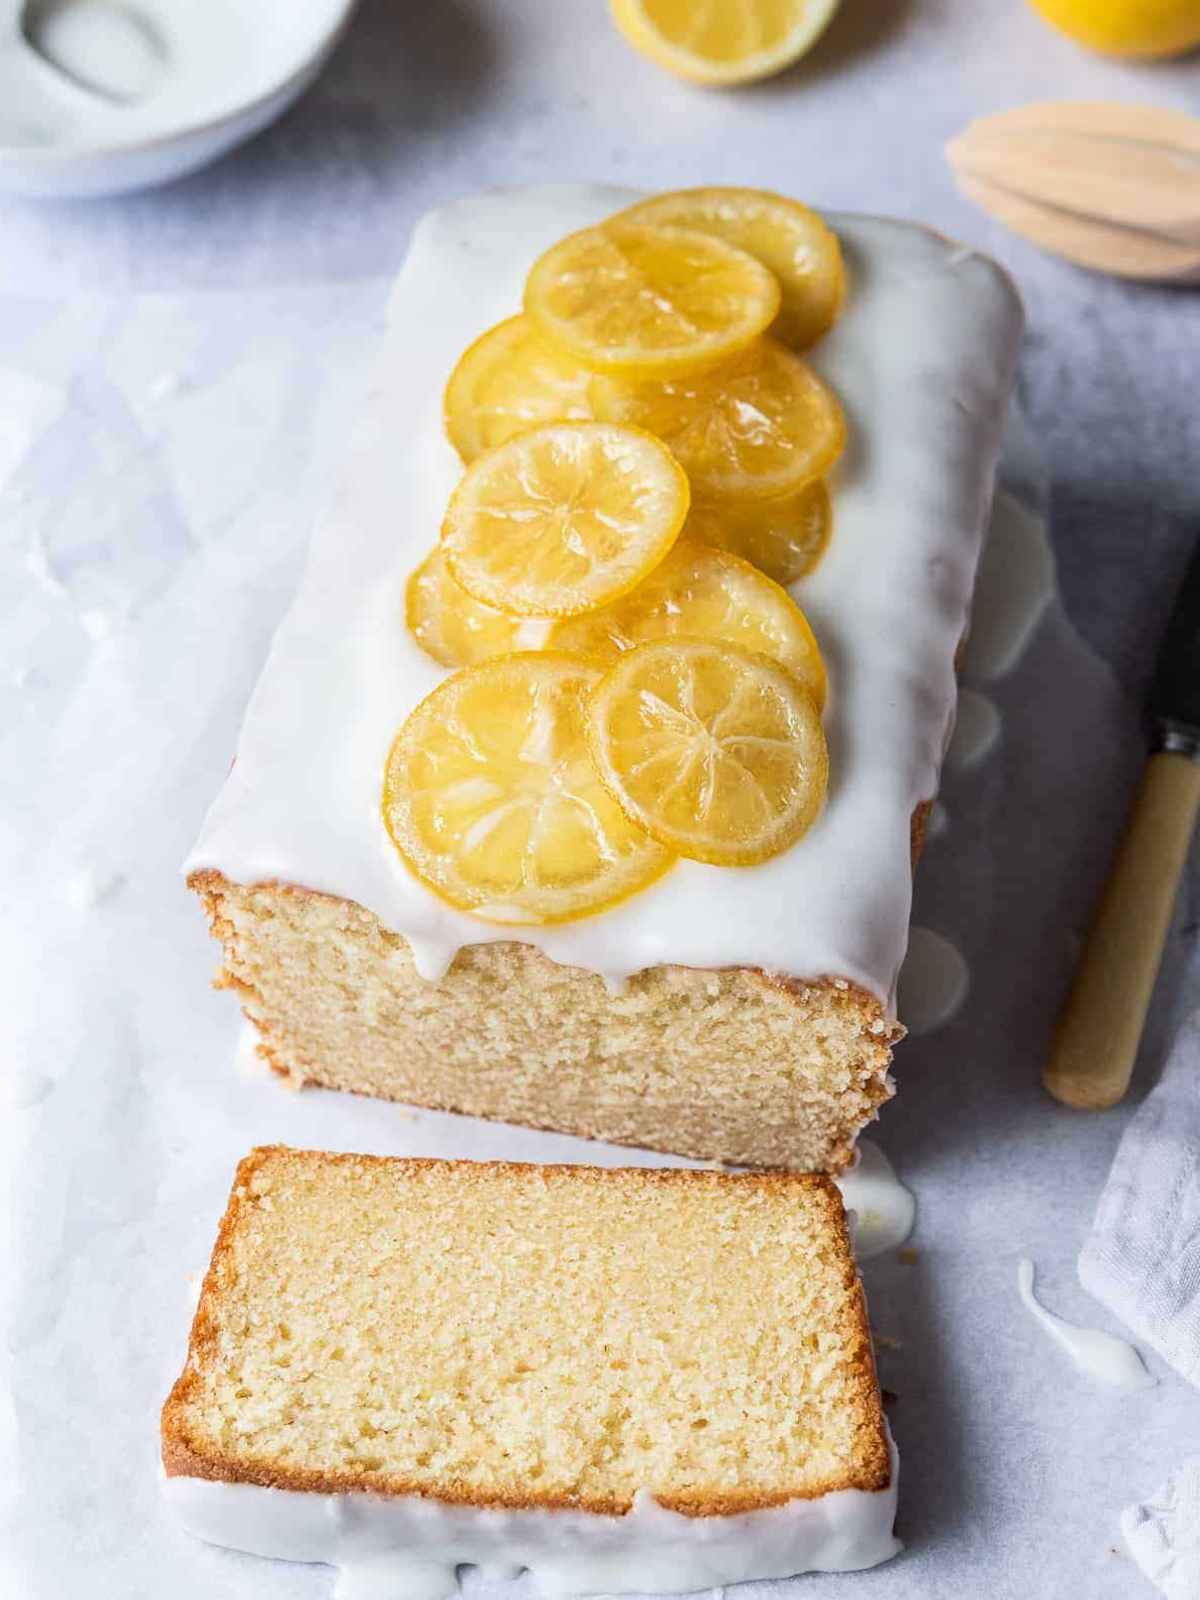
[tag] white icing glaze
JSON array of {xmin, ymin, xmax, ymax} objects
[
  {"xmin": 835, "ymin": 1140, "xmax": 916, "ymax": 1260},
  {"xmin": 945, "ymin": 689, "xmax": 1000, "ymax": 770},
  {"xmin": 896, "ymin": 926, "xmax": 969, "ymax": 1035},
  {"xmin": 61, "ymin": 862, "xmax": 124, "ymax": 910},
  {"xmin": 185, "ymin": 183, "xmax": 1021, "ymax": 1007},
  {"xmin": 964, "ymin": 490, "xmax": 1055, "ymax": 681},
  {"xmin": 163, "ymin": 1429, "xmax": 900, "ymax": 1598},
  {"xmin": 1017, "ymin": 1259, "xmax": 1156, "ymax": 1392}
]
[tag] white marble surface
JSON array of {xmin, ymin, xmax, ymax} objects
[{"xmin": 2, "ymin": 3, "xmax": 1200, "ymax": 1598}]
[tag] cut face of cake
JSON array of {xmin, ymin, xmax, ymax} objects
[
  {"xmin": 161, "ymin": 1149, "xmax": 900, "ymax": 1595},
  {"xmin": 186, "ymin": 183, "xmax": 1022, "ymax": 1172}
]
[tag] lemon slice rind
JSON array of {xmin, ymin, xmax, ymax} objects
[
  {"xmin": 551, "ymin": 539, "xmax": 827, "ymax": 710},
  {"xmin": 441, "ymin": 421, "xmax": 690, "ymax": 619},
  {"xmin": 383, "ymin": 652, "xmax": 674, "ymax": 924},
  {"xmin": 524, "ymin": 222, "xmax": 781, "ymax": 380},
  {"xmin": 406, "ymin": 548, "xmax": 551, "ymax": 669},
  {"xmin": 592, "ymin": 338, "xmax": 845, "ymax": 502},
  {"xmin": 617, "ymin": 186, "xmax": 845, "ymax": 349},
  {"xmin": 587, "ymin": 637, "xmax": 828, "ymax": 866},
  {"xmin": 443, "ymin": 314, "xmax": 594, "ymax": 464},
  {"xmin": 684, "ymin": 480, "xmax": 832, "ymax": 586}
]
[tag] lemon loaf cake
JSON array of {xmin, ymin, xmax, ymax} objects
[
  {"xmin": 162, "ymin": 1148, "xmax": 900, "ymax": 1595},
  {"xmin": 186, "ymin": 183, "xmax": 1022, "ymax": 1171}
]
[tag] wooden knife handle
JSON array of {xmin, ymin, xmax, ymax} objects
[{"xmin": 1043, "ymin": 750, "xmax": 1200, "ymax": 1110}]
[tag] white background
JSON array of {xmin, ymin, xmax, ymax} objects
[{"xmin": 3, "ymin": 3, "xmax": 1200, "ymax": 1597}]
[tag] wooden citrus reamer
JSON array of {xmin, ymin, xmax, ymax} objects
[
  {"xmin": 946, "ymin": 102, "xmax": 1200, "ymax": 284},
  {"xmin": 1044, "ymin": 543, "xmax": 1200, "ymax": 1108}
]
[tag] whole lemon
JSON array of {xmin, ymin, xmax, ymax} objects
[{"xmin": 1027, "ymin": 0, "xmax": 1200, "ymax": 56}]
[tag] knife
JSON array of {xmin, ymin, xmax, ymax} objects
[{"xmin": 1044, "ymin": 540, "xmax": 1200, "ymax": 1109}]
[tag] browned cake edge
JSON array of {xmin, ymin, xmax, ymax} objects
[{"xmin": 161, "ymin": 1148, "xmax": 892, "ymax": 1515}]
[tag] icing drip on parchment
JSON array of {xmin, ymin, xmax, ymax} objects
[
  {"xmin": 1017, "ymin": 1258, "xmax": 1155, "ymax": 1392},
  {"xmin": 898, "ymin": 485, "xmax": 1055, "ymax": 1030},
  {"xmin": 963, "ymin": 490, "xmax": 1055, "ymax": 682},
  {"xmin": 835, "ymin": 1141, "xmax": 916, "ymax": 1260},
  {"xmin": 896, "ymin": 927, "xmax": 969, "ymax": 1036},
  {"xmin": 945, "ymin": 689, "xmax": 1000, "ymax": 771}
]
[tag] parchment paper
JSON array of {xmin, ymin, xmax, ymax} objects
[{"xmin": 3, "ymin": 4, "xmax": 1200, "ymax": 1596}]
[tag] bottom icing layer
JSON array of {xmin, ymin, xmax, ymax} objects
[{"xmin": 164, "ymin": 1431, "xmax": 900, "ymax": 1599}]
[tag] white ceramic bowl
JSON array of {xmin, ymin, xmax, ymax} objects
[{"xmin": 0, "ymin": 0, "xmax": 360, "ymax": 198}]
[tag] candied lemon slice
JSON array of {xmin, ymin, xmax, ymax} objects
[
  {"xmin": 618, "ymin": 188, "xmax": 845, "ymax": 350},
  {"xmin": 406, "ymin": 548, "xmax": 550, "ymax": 668},
  {"xmin": 383, "ymin": 653, "xmax": 674, "ymax": 924},
  {"xmin": 552, "ymin": 540, "xmax": 826, "ymax": 709},
  {"xmin": 683, "ymin": 480, "xmax": 831, "ymax": 586},
  {"xmin": 609, "ymin": 0, "xmax": 841, "ymax": 86},
  {"xmin": 587, "ymin": 638, "xmax": 827, "ymax": 866},
  {"xmin": 592, "ymin": 337, "xmax": 844, "ymax": 501},
  {"xmin": 443, "ymin": 314, "xmax": 593, "ymax": 463},
  {"xmin": 524, "ymin": 223, "xmax": 780, "ymax": 379},
  {"xmin": 441, "ymin": 421, "xmax": 689, "ymax": 618}
]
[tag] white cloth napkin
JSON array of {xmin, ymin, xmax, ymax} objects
[
  {"xmin": 1080, "ymin": 1007, "xmax": 1200, "ymax": 1596},
  {"xmin": 1120, "ymin": 1459, "xmax": 1200, "ymax": 1600},
  {"xmin": 1080, "ymin": 1007, "xmax": 1200, "ymax": 1386}
]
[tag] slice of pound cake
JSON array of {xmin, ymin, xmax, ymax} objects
[
  {"xmin": 187, "ymin": 182, "xmax": 1022, "ymax": 1171},
  {"xmin": 161, "ymin": 1149, "xmax": 900, "ymax": 1597}
]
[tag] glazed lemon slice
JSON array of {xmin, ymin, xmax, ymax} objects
[
  {"xmin": 683, "ymin": 480, "xmax": 831, "ymax": 586},
  {"xmin": 587, "ymin": 638, "xmax": 827, "ymax": 866},
  {"xmin": 441, "ymin": 421, "xmax": 689, "ymax": 618},
  {"xmin": 524, "ymin": 223, "xmax": 780, "ymax": 379},
  {"xmin": 444, "ymin": 315, "xmax": 594, "ymax": 463},
  {"xmin": 406, "ymin": 548, "xmax": 549, "ymax": 668},
  {"xmin": 592, "ymin": 337, "xmax": 844, "ymax": 501},
  {"xmin": 609, "ymin": 0, "xmax": 841, "ymax": 85},
  {"xmin": 617, "ymin": 188, "xmax": 845, "ymax": 349},
  {"xmin": 383, "ymin": 653, "xmax": 674, "ymax": 924},
  {"xmin": 552, "ymin": 540, "xmax": 826, "ymax": 709}
]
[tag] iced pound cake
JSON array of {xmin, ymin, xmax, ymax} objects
[
  {"xmin": 161, "ymin": 1149, "xmax": 900, "ymax": 1596},
  {"xmin": 187, "ymin": 183, "xmax": 1022, "ymax": 1170}
]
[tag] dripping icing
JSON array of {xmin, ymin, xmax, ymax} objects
[
  {"xmin": 897, "ymin": 928, "xmax": 969, "ymax": 1035},
  {"xmin": 834, "ymin": 1141, "xmax": 916, "ymax": 1260},
  {"xmin": 1017, "ymin": 1258, "xmax": 1155, "ymax": 1392}
]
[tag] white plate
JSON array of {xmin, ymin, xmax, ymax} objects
[{"xmin": 0, "ymin": 0, "xmax": 359, "ymax": 197}]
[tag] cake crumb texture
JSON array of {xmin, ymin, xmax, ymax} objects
[
  {"xmin": 190, "ymin": 872, "xmax": 901, "ymax": 1173},
  {"xmin": 162, "ymin": 1149, "xmax": 890, "ymax": 1514}
]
